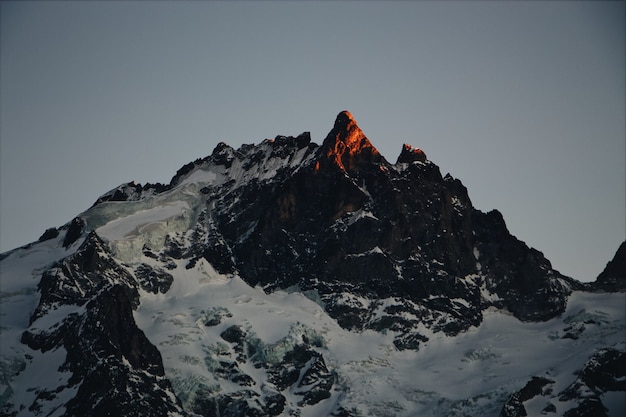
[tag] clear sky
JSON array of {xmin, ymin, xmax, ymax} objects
[{"xmin": 1, "ymin": 1, "xmax": 624, "ymax": 282}]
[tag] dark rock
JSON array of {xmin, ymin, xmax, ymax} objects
[
  {"xmin": 22, "ymin": 234, "xmax": 184, "ymax": 417},
  {"xmin": 91, "ymin": 181, "xmax": 169, "ymax": 207},
  {"xmin": 221, "ymin": 325, "xmax": 247, "ymax": 344},
  {"xmin": 162, "ymin": 234, "xmax": 185, "ymax": 259},
  {"xmin": 542, "ymin": 402, "xmax": 557, "ymax": 413},
  {"xmin": 393, "ymin": 331, "xmax": 429, "ymax": 351},
  {"xmin": 62, "ymin": 217, "xmax": 85, "ymax": 248},
  {"xmin": 231, "ymin": 372, "xmax": 255, "ymax": 387},
  {"xmin": 263, "ymin": 343, "xmax": 334, "ymax": 407},
  {"xmin": 562, "ymin": 398, "xmax": 608, "ymax": 417},
  {"xmin": 295, "ymin": 352, "xmax": 334, "ymax": 406},
  {"xmin": 214, "ymin": 361, "xmax": 255, "ymax": 387},
  {"xmin": 576, "ymin": 348, "xmax": 626, "ymax": 392},
  {"xmin": 220, "ymin": 325, "xmax": 251, "ymax": 362},
  {"xmin": 594, "ymin": 241, "xmax": 626, "ymax": 291},
  {"xmin": 170, "ymin": 157, "xmax": 210, "ymax": 187},
  {"xmin": 201, "ymin": 307, "xmax": 232, "ymax": 327},
  {"xmin": 177, "ymin": 110, "xmax": 577, "ymax": 345},
  {"xmin": 38, "ymin": 227, "xmax": 59, "ymax": 242},
  {"xmin": 197, "ymin": 390, "xmax": 264, "ymax": 417},
  {"xmin": 267, "ymin": 344, "xmax": 312, "ymax": 392},
  {"xmin": 501, "ymin": 377, "xmax": 554, "ymax": 417},
  {"xmin": 32, "ymin": 231, "xmax": 138, "ymax": 322},
  {"xmin": 200, "ymin": 208, "xmax": 237, "ymax": 274},
  {"xmin": 562, "ymin": 323, "xmax": 585, "ymax": 340},
  {"xmin": 262, "ymin": 388, "xmax": 286, "ymax": 416},
  {"xmin": 211, "ymin": 142, "xmax": 236, "ymax": 167},
  {"xmin": 134, "ymin": 263, "xmax": 173, "ymax": 294},
  {"xmin": 396, "ymin": 143, "xmax": 427, "ymax": 164}
]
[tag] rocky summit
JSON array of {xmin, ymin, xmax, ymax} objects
[{"xmin": 1, "ymin": 112, "xmax": 624, "ymax": 417}]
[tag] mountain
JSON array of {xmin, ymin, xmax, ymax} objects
[{"xmin": 1, "ymin": 111, "xmax": 624, "ymax": 417}]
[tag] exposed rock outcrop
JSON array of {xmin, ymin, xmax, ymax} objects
[{"xmin": 594, "ymin": 241, "xmax": 626, "ymax": 291}]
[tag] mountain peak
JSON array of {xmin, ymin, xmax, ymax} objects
[
  {"xmin": 333, "ymin": 110, "xmax": 357, "ymax": 129},
  {"xmin": 319, "ymin": 111, "xmax": 384, "ymax": 172}
]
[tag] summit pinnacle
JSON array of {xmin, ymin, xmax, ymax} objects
[{"xmin": 319, "ymin": 111, "xmax": 385, "ymax": 172}]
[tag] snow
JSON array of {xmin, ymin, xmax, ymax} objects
[
  {"xmin": 172, "ymin": 139, "xmax": 315, "ymax": 193},
  {"xmin": 131, "ymin": 252, "xmax": 626, "ymax": 417},
  {"xmin": 345, "ymin": 208, "xmax": 378, "ymax": 227},
  {"xmin": 0, "ymin": 235, "xmax": 84, "ymax": 412},
  {"xmin": 346, "ymin": 246, "xmax": 385, "ymax": 258},
  {"xmin": 96, "ymin": 201, "xmax": 190, "ymax": 241},
  {"xmin": 451, "ymin": 196, "xmax": 464, "ymax": 211},
  {"xmin": 2, "ymin": 343, "xmax": 77, "ymax": 417},
  {"xmin": 177, "ymin": 168, "xmax": 220, "ymax": 187},
  {"xmin": 86, "ymin": 188, "xmax": 202, "ymax": 261}
]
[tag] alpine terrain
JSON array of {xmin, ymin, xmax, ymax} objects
[{"xmin": 1, "ymin": 111, "xmax": 624, "ymax": 417}]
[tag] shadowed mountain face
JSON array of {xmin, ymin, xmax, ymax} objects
[
  {"xmin": 189, "ymin": 111, "xmax": 576, "ymax": 335},
  {"xmin": 594, "ymin": 241, "xmax": 626, "ymax": 292},
  {"xmin": 1, "ymin": 112, "xmax": 621, "ymax": 417}
]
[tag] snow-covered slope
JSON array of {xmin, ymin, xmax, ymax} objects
[
  {"xmin": 134, "ymin": 260, "xmax": 626, "ymax": 417},
  {"xmin": 2, "ymin": 236, "xmax": 624, "ymax": 416},
  {"xmin": 1, "ymin": 112, "xmax": 624, "ymax": 417}
]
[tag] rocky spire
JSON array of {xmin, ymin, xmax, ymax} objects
[{"xmin": 318, "ymin": 111, "xmax": 385, "ymax": 172}]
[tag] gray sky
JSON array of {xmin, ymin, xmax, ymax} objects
[{"xmin": 1, "ymin": 1, "xmax": 624, "ymax": 282}]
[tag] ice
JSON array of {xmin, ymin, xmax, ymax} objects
[
  {"xmin": 85, "ymin": 186, "xmax": 203, "ymax": 261},
  {"xmin": 96, "ymin": 201, "xmax": 190, "ymax": 242},
  {"xmin": 177, "ymin": 168, "xmax": 220, "ymax": 187}
]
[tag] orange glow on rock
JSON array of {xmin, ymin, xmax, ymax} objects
[{"xmin": 321, "ymin": 111, "xmax": 382, "ymax": 172}]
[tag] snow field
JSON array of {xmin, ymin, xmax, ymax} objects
[{"xmin": 131, "ymin": 254, "xmax": 625, "ymax": 416}]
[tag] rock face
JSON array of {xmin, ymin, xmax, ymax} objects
[
  {"xmin": 62, "ymin": 217, "xmax": 85, "ymax": 248},
  {"xmin": 18, "ymin": 232, "xmax": 184, "ymax": 417},
  {"xmin": 396, "ymin": 143, "xmax": 427, "ymax": 164},
  {"xmin": 190, "ymin": 111, "xmax": 575, "ymax": 343},
  {"xmin": 594, "ymin": 241, "xmax": 626, "ymax": 292},
  {"xmin": 1, "ymin": 111, "xmax": 621, "ymax": 417}
]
